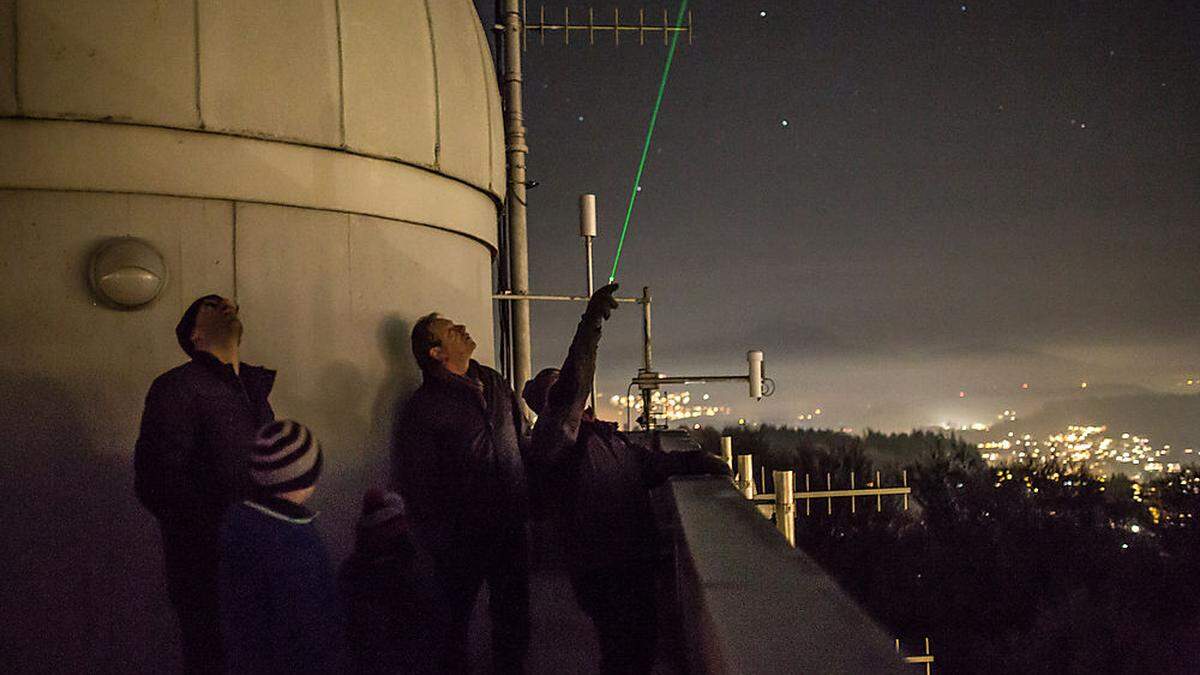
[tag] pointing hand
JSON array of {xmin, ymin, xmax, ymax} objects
[{"xmin": 584, "ymin": 283, "xmax": 620, "ymax": 326}]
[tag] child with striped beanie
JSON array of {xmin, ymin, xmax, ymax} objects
[
  {"xmin": 340, "ymin": 488, "xmax": 448, "ymax": 674},
  {"xmin": 219, "ymin": 420, "xmax": 344, "ymax": 674}
]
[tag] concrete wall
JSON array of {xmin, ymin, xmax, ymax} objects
[
  {"xmin": 0, "ymin": 0, "xmax": 503, "ymax": 671},
  {"xmin": 666, "ymin": 477, "xmax": 910, "ymax": 674},
  {"xmin": 0, "ymin": 188, "xmax": 496, "ymax": 671}
]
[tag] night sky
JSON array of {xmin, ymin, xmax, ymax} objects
[{"xmin": 476, "ymin": 1, "xmax": 1199, "ymax": 433}]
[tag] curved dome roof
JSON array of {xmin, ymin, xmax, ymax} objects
[{"xmin": 2, "ymin": 0, "xmax": 505, "ymax": 199}]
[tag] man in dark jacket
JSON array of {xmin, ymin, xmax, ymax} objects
[
  {"xmin": 134, "ymin": 294, "xmax": 276, "ymax": 674},
  {"xmin": 393, "ymin": 313, "xmax": 530, "ymax": 674},
  {"xmin": 524, "ymin": 284, "xmax": 731, "ymax": 675}
]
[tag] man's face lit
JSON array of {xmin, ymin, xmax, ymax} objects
[
  {"xmin": 192, "ymin": 296, "xmax": 242, "ymax": 346},
  {"xmin": 429, "ymin": 317, "xmax": 475, "ymax": 365}
]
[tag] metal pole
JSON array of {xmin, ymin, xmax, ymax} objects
[
  {"xmin": 492, "ymin": 1, "xmax": 513, "ymax": 385},
  {"xmin": 639, "ymin": 286, "xmax": 653, "ymax": 428},
  {"xmin": 492, "ymin": 292, "xmax": 638, "ymax": 303},
  {"xmin": 584, "ymin": 235, "xmax": 595, "ymax": 407},
  {"xmin": 720, "ymin": 436, "xmax": 733, "ymax": 473},
  {"xmin": 580, "ymin": 194, "xmax": 597, "ymax": 409},
  {"xmin": 501, "ymin": 0, "xmax": 532, "ymax": 413},
  {"xmin": 584, "ymin": 240, "xmax": 595, "ymax": 294},
  {"xmin": 773, "ymin": 470, "xmax": 796, "ymax": 546},
  {"xmin": 737, "ymin": 454, "xmax": 755, "ymax": 500}
]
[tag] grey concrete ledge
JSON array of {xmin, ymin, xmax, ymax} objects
[
  {"xmin": 667, "ymin": 476, "xmax": 908, "ymax": 674},
  {"xmin": 0, "ymin": 118, "xmax": 498, "ymax": 252}
]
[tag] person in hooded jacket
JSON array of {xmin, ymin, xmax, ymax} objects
[
  {"xmin": 134, "ymin": 294, "xmax": 275, "ymax": 674},
  {"xmin": 340, "ymin": 487, "xmax": 447, "ymax": 675},
  {"xmin": 523, "ymin": 283, "xmax": 731, "ymax": 675}
]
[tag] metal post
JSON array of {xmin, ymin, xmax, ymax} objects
[
  {"xmin": 639, "ymin": 286, "xmax": 654, "ymax": 428},
  {"xmin": 736, "ymin": 454, "xmax": 755, "ymax": 500},
  {"xmin": 773, "ymin": 470, "xmax": 796, "ymax": 546},
  {"xmin": 579, "ymin": 194, "xmax": 597, "ymax": 409},
  {"xmin": 902, "ymin": 469, "xmax": 909, "ymax": 510},
  {"xmin": 720, "ymin": 436, "xmax": 733, "ymax": 473},
  {"xmin": 501, "ymin": 0, "xmax": 532, "ymax": 413}
]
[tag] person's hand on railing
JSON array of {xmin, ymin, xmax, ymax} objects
[{"xmin": 694, "ymin": 451, "xmax": 734, "ymax": 477}]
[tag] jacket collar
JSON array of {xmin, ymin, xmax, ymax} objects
[
  {"xmin": 426, "ymin": 360, "xmax": 485, "ymax": 393},
  {"xmin": 192, "ymin": 350, "xmax": 277, "ymax": 391},
  {"xmin": 245, "ymin": 495, "xmax": 317, "ymax": 524}
]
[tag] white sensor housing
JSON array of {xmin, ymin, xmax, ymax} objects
[
  {"xmin": 748, "ymin": 350, "xmax": 764, "ymax": 400},
  {"xmin": 579, "ymin": 194, "xmax": 597, "ymax": 238}
]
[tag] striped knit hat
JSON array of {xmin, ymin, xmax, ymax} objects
[
  {"xmin": 250, "ymin": 420, "xmax": 323, "ymax": 494},
  {"xmin": 356, "ymin": 487, "xmax": 409, "ymax": 552}
]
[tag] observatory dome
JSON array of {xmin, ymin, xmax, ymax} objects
[{"xmin": 1, "ymin": 1, "xmax": 505, "ymax": 670}]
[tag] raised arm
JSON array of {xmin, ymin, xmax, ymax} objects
[{"xmin": 529, "ymin": 284, "xmax": 619, "ymax": 467}]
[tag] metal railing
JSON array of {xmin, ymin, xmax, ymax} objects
[{"xmin": 719, "ymin": 436, "xmax": 934, "ymax": 672}]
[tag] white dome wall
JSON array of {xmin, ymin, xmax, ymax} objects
[
  {"xmin": 5, "ymin": 0, "xmax": 504, "ymax": 194},
  {"xmin": 0, "ymin": 0, "xmax": 506, "ymax": 670}
]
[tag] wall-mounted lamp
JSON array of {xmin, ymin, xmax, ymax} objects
[{"xmin": 89, "ymin": 237, "xmax": 167, "ymax": 308}]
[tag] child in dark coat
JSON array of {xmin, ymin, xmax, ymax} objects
[
  {"xmin": 340, "ymin": 488, "xmax": 448, "ymax": 675},
  {"xmin": 219, "ymin": 420, "xmax": 343, "ymax": 674}
]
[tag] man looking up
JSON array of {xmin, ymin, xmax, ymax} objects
[
  {"xmin": 524, "ymin": 284, "xmax": 731, "ymax": 675},
  {"xmin": 134, "ymin": 295, "xmax": 277, "ymax": 674},
  {"xmin": 394, "ymin": 314, "xmax": 530, "ymax": 674}
]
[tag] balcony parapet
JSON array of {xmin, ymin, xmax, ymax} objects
[{"xmin": 666, "ymin": 475, "xmax": 908, "ymax": 674}]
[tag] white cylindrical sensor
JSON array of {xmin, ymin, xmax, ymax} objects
[
  {"xmin": 579, "ymin": 194, "xmax": 597, "ymax": 238},
  {"xmin": 748, "ymin": 350, "xmax": 764, "ymax": 400}
]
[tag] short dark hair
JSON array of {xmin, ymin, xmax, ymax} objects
[
  {"xmin": 175, "ymin": 294, "xmax": 222, "ymax": 358},
  {"xmin": 411, "ymin": 313, "xmax": 442, "ymax": 374}
]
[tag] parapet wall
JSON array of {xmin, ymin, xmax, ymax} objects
[{"xmin": 666, "ymin": 476, "xmax": 909, "ymax": 674}]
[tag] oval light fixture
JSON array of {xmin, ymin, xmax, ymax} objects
[{"xmin": 89, "ymin": 237, "xmax": 167, "ymax": 308}]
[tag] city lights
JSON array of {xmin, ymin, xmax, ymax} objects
[
  {"xmin": 977, "ymin": 423, "xmax": 1185, "ymax": 481},
  {"xmin": 607, "ymin": 390, "xmax": 731, "ymax": 422}
]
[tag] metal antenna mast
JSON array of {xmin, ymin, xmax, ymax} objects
[{"xmin": 492, "ymin": 2, "xmax": 692, "ymax": 410}]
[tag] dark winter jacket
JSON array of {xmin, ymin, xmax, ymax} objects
[
  {"xmin": 393, "ymin": 361, "xmax": 528, "ymax": 552},
  {"xmin": 219, "ymin": 497, "xmax": 344, "ymax": 675},
  {"xmin": 530, "ymin": 317, "xmax": 723, "ymax": 570},
  {"xmin": 340, "ymin": 538, "xmax": 447, "ymax": 675},
  {"xmin": 133, "ymin": 351, "xmax": 276, "ymax": 596}
]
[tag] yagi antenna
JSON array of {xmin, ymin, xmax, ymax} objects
[{"xmin": 512, "ymin": 3, "xmax": 694, "ymax": 49}]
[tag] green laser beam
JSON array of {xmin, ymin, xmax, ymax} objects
[{"xmin": 608, "ymin": 0, "xmax": 689, "ymax": 283}]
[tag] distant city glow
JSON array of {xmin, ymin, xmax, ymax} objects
[
  {"xmin": 608, "ymin": 390, "xmax": 731, "ymax": 422},
  {"xmin": 977, "ymin": 424, "xmax": 1185, "ymax": 481}
]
